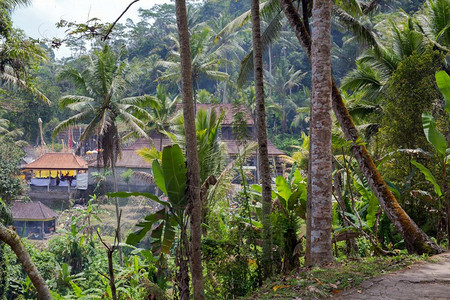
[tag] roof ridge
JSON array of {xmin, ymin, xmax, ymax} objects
[{"xmin": 37, "ymin": 201, "xmax": 45, "ymax": 219}]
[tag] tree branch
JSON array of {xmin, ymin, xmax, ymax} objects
[
  {"xmin": 103, "ymin": 0, "xmax": 141, "ymax": 41},
  {"xmin": 0, "ymin": 224, "xmax": 52, "ymax": 299}
]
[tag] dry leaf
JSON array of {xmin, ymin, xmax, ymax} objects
[{"xmin": 273, "ymin": 285, "xmax": 290, "ymax": 291}]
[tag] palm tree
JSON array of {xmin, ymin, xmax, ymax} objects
[
  {"xmin": 53, "ymin": 45, "xmax": 152, "ymax": 264},
  {"xmin": 306, "ymin": 0, "xmax": 334, "ymax": 266},
  {"xmin": 342, "ymin": 16, "xmax": 426, "ymax": 100},
  {"xmin": 0, "ymin": 117, "xmax": 26, "ymax": 146},
  {"xmin": 416, "ymin": 0, "xmax": 450, "ymax": 50},
  {"xmin": 156, "ymin": 24, "xmax": 229, "ymax": 109},
  {"xmin": 146, "ymin": 84, "xmax": 180, "ymax": 150},
  {"xmin": 280, "ymin": 0, "xmax": 442, "ymax": 254},
  {"xmin": 169, "ymin": 108, "xmax": 227, "ymax": 183},
  {"xmin": 174, "ymin": 0, "xmax": 205, "ymax": 298},
  {"xmin": 264, "ymin": 57, "xmax": 307, "ymax": 133},
  {"xmin": 1, "ymin": 0, "xmax": 49, "ymax": 104},
  {"xmin": 251, "ymin": 0, "xmax": 273, "ymax": 278}
]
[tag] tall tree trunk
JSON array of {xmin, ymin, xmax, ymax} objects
[
  {"xmin": 111, "ymin": 163, "xmax": 123, "ymax": 266},
  {"xmin": 175, "ymin": 0, "xmax": 205, "ymax": 298},
  {"xmin": 0, "ymin": 224, "xmax": 52, "ymax": 300},
  {"xmin": 280, "ymin": 0, "xmax": 442, "ymax": 255},
  {"xmin": 251, "ymin": 0, "xmax": 273, "ymax": 277},
  {"xmin": 306, "ymin": 0, "xmax": 334, "ymax": 266}
]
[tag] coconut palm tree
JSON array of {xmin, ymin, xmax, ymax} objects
[
  {"xmin": 280, "ymin": 0, "xmax": 442, "ymax": 254},
  {"xmin": 168, "ymin": 108, "xmax": 227, "ymax": 183},
  {"xmin": 156, "ymin": 24, "xmax": 229, "ymax": 109},
  {"xmin": 251, "ymin": 0, "xmax": 274, "ymax": 278},
  {"xmin": 145, "ymin": 84, "xmax": 180, "ymax": 150},
  {"xmin": 1, "ymin": 0, "xmax": 49, "ymax": 104},
  {"xmin": 264, "ymin": 57, "xmax": 307, "ymax": 133},
  {"xmin": 53, "ymin": 45, "xmax": 153, "ymax": 264},
  {"xmin": 306, "ymin": 0, "xmax": 334, "ymax": 266},
  {"xmin": 174, "ymin": 0, "xmax": 205, "ymax": 298}
]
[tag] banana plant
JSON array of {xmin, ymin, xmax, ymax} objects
[
  {"xmin": 411, "ymin": 70, "xmax": 450, "ymax": 245},
  {"xmin": 109, "ymin": 144, "xmax": 190, "ymax": 295},
  {"xmin": 251, "ymin": 165, "xmax": 306, "ymax": 273}
]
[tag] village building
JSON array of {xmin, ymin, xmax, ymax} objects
[
  {"xmin": 22, "ymin": 152, "xmax": 89, "ymax": 207},
  {"xmin": 22, "ymin": 152, "xmax": 89, "ymax": 190},
  {"xmin": 87, "ymin": 104, "xmax": 286, "ymax": 191},
  {"xmin": 12, "ymin": 201, "xmax": 58, "ymax": 239}
]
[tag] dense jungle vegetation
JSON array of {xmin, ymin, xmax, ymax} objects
[{"xmin": 0, "ymin": 0, "xmax": 449, "ymax": 299}]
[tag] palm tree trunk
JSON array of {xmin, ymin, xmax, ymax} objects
[
  {"xmin": 251, "ymin": 0, "xmax": 273, "ymax": 277},
  {"xmin": 306, "ymin": 0, "xmax": 334, "ymax": 266},
  {"xmin": 280, "ymin": 0, "xmax": 442, "ymax": 255},
  {"xmin": 111, "ymin": 163, "xmax": 123, "ymax": 266},
  {"xmin": 175, "ymin": 0, "xmax": 205, "ymax": 298}
]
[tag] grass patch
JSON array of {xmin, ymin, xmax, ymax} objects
[{"xmin": 245, "ymin": 254, "xmax": 426, "ymax": 299}]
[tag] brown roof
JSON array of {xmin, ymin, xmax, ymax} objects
[
  {"xmin": 224, "ymin": 140, "xmax": 285, "ymax": 156},
  {"xmin": 176, "ymin": 103, "xmax": 254, "ymax": 126},
  {"xmin": 88, "ymin": 135, "xmax": 285, "ymax": 169},
  {"xmin": 12, "ymin": 201, "xmax": 58, "ymax": 220},
  {"xmin": 22, "ymin": 152, "xmax": 88, "ymax": 170},
  {"xmin": 88, "ymin": 138, "xmax": 168, "ymax": 168}
]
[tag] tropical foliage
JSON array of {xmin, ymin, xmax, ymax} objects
[{"xmin": 1, "ymin": 0, "xmax": 450, "ymax": 298}]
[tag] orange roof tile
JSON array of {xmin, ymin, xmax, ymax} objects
[{"xmin": 22, "ymin": 152, "xmax": 88, "ymax": 170}]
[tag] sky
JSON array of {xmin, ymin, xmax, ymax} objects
[{"xmin": 12, "ymin": 0, "xmax": 170, "ymax": 58}]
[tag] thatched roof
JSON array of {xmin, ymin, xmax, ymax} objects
[
  {"xmin": 22, "ymin": 152, "xmax": 88, "ymax": 170},
  {"xmin": 12, "ymin": 201, "xmax": 58, "ymax": 221}
]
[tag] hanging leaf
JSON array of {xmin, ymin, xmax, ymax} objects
[
  {"xmin": 287, "ymin": 188, "xmax": 303, "ymax": 211},
  {"xmin": 162, "ymin": 145, "xmax": 187, "ymax": 209},
  {"xmin": 276, "ymin": 175, "xmax": 291, "ymax": 207},
  {"xmin": 353, "ymin": 177, "xmax": 379, "ymax": 227},
  {"xmin": 152, "ymin": 160, "xmax": 167, "ymax": 195},
  {"xmin": 422, "ymin": 112, "xmax": 447, "ymax": 157},
  {"xmin": 411, "ymin": 160, "xmax": 442, "ymax": 197},
  {"xmin": 435, "ymin": 71, "xmax": 450, "ymax": 115},
  {"xmin": 126, "ymin": 208, "xmax": 167, "ymax": 246},
  {"xmin": 366, "ymin": 194, "xmax": 379, "ymax": 228},
  {"xmin": 251, "ymin": 184, "xmax": 277, "ymax": 199}
]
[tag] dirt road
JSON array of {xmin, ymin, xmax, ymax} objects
[{"xmin": 334, "ymin": 252, "xmax": 450, "ymax": 299}]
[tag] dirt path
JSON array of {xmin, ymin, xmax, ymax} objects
[{"xmin": 333, "ymin": 252, "xmax": 450, "ymax": 300}]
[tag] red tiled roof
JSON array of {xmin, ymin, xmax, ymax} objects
[
  {"xmin": 22, "ymin": 152, "xmax": 88, "ymax": 170},
  {"xmin": 176, "ymin": 103, "xmax": 254, "ymax": 125},
  {"xmin": 12, "ymin": 201, "xmax": 58, "ymax": 220}
]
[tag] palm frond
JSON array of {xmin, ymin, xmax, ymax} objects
[
  {"xmin": 237, "ymin": 10, "xmax": 284, "ymax": 87},
  {"xmin": 214, "ymin": 0, "xmax": 277, "ymax": 42},
  {"xmin": 59, "ymin": 95, "xmax": 95, "ymax": 110},
  {"xmin": 52, "ymin": 112, "xmax": 90, "ymax": 138},
  {"xmin": 333, "ymin": 5, "xmax": 380, "ymax": 54},
  {"xmin": 341, "ymin": 61, "xmax": 383, "ymax": 101},
  {"xmin": 1, "ymin": 70, "xmax": 51, "ymax": 104}
]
